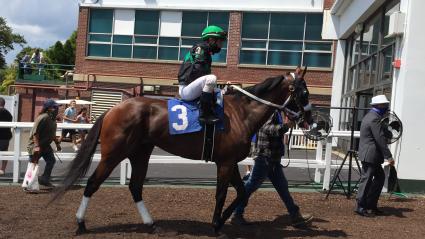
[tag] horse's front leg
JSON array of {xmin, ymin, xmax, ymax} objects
[
  {"xmin": 221, "ymin": 165, "xmax": 246, "ymax": 222},
  {"xmin": 212, "ymin": 163, "xmax": 233, "ymax": 234}
]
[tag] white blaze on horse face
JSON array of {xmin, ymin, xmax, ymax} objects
[
  {"xmin": 136, "ymin": 201, "xmax": 154, "ymax": 225},
  {"xmin": 76, "ymin": 196, "xmax": 90, "ymax": 223},
  {"xmin": 171, "ymin": 105, "xmax": 189, "ymax": 131}
]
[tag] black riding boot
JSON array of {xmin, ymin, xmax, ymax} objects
[{"xmin": 199, "ymin": 92, "xmax": 219, "ymax": 124}]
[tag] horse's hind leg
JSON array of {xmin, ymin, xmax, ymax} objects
[
  {"xmin": 128, "ymin": 144, "xmax": 155, "ymax": 229},
  {"xmin": 75, "ymin": 156, "xmax": 122, "ymax": 234}
]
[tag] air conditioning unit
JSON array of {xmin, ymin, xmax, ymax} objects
[{"xmin": 386, "ymin": 11, "xmax": 405, "ymax": 38}]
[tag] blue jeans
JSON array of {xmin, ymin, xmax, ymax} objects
[
  {"xmin": 29, "ymin": 146, "xmax": 56, "ymax": 181},
  {"xmin": 235, "ymin": 155, "xmax": 299, "ymax": 216}
]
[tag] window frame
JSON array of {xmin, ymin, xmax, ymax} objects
[
  {"xmin": 86, "ymin": 9, "xmax": 229, "ymax": 63},
  {"xmin": 239, "ymin": 12, "xmax": 333, "ymax": 69}
]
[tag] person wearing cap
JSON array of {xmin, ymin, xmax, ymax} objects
[
  {"xmin": 177, "ymin": 25, "xmax": 227, "ymax": 123},
  {"xmin": 355, "ymin": 95, "xmax": 394, "ymax": 217},
  {"xmin": 26, "ymin": 99, "xmax": 62, "ymax": 188}
]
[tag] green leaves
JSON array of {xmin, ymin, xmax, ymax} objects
[
  {"xmin": 0, "ymin": 17, "xmax": 26, "ymax": 68},
  {"xmin": 45, "ymin": 30, "xmax": 76, "ymax": 65}
]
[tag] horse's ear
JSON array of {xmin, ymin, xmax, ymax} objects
[{"xmin": 302, "ymin": 65, "xmax": 308, "ymax": 78}]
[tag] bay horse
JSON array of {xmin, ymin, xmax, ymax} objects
[{"xmin": 53, "ymin": 72, "xmax": 313, "ymax": 235}]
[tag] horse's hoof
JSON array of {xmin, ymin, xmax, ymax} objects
[
  {"xmin": 76, "ymin": 221, "xmax": 87, "ymax": 235},
  {"xmin": 148, "ymin": 223, "xmax": 161, "ymax": 234},
  {"xmin": 213, "ymin": 219, "xmax": 224, "ymax": 234},
  {"xmin": 216, "ymin": 233, "xmax": 230, "ymax": 239}
]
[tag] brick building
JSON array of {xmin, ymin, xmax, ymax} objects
[{"xmin": 16, "ymin": 0, "xmax": 335, "ymax": 121}]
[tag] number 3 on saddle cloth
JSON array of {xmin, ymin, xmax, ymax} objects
[{"xmin": 168, "ymin": 90, "xmax": 224, "ymax": 162}]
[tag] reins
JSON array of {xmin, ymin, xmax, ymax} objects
[
  {"xmin": 229, "ymin": 85, "xmax": 292, "ymax": 110},
  {"xmin": 229, "ymin": 84, "xmax": 303, "ymax": 121}
]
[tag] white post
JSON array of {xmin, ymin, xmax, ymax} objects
[
  {"xmin": 120, "ymin": 159, "xmax": 127, "ymax": 185},
  {"xmin": 322, "ymin": 137, "xmax": 333, "ymax": 191},
  {"xmin": 13, "ymin": 128, "xmax": 21, "ymax": 183},
  {"xmin": 314, "ymin": 140, "xmax": 323, "ymax": 183}
]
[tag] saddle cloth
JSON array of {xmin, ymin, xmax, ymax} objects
[{"xmin": 168, "ymin": 90, "xmax": 224, "ymax": 135}]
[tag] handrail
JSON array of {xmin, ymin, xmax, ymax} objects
[
  {"xmin": 84, "ymin": 72, "xmax": 175, "ymax": 81},
  {"xmin": 0, "ymin": 122, "xmax": 360, "ymax": 189},
  {"xmin": 0, "ymin": 122, "xmax": 360, "ymax": 136}
]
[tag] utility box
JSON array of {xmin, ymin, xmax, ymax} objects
[{"xmin": 386, "ymin": 11, "xmax": 405, "ymax": 38}]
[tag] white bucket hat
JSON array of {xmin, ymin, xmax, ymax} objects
[{"xmin": 370, "ymin": 95, "xmax": 390, "ymax": 105}]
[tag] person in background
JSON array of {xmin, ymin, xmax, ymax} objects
[
  {"xmin": 231, "ymin": 110, "xmax": 313, "ymax": 227},
  {"xmin": 0, "ymin": 97, "xmax": 13, "ymax": 175},
  {"xmin": 355, "ymin": 95, "xmax": 395, "ymax": 217},
  {"xmin": 75, "ymin": 107, "xmax": 90, "ymax": 146},
  {"xmin": 30, "ymin": 49, "xmax": 44, "ymax": 75},
  {"xmin": 18, "ymin": 53, "xmax": 31, "ymax": 78},
  {"xmin": 27, "ymin": 99, "xmax": 61, "ymax": 187},
  {"xmin": 61, "ymin": 99, "xmax": 78, "ymax": 151}
]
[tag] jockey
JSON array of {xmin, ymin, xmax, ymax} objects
[{"xmin": 177, "ymin": 25, "xmax": 227, "ymax": 123}]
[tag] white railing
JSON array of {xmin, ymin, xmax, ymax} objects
[{"xmin": 0, "ymin": 122, "xmax": 360, "ymax": 190}]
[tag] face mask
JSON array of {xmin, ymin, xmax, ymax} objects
[
  {"xmin": 48, "ymin": 108, "xmax": 58, "ymax": 119},
  {"xmin": 209, "ymin": 42, "xmax": 221, "ymax": 54},
  {"xmin": 372, "ymin": 106, "xmax": 389, "ymax": 116}
]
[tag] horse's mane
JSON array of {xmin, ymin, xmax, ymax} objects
[{"xmin": 232, "ymin": 75, "xmax": 285, "ymax": 98}]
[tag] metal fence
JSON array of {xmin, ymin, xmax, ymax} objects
[
  {"xmin": 16, "ymin": 63, "xmax": 74, "ymax": 86},
  {"xmin": 0, "ymin": 122, "xmax": 360, "ymax": 190}
]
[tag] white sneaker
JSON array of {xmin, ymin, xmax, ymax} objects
[
  {"xmin": 73, "ymin": 145, "xmax": 79, "ymax": 152},
  {"xmin": 0, "ymin": 169, "xmax": 4, "ymax": 175}
]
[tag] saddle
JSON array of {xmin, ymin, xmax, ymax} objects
[{"xmin": 167, "ymin": 90, "xmax": 224, "ymax": 162}]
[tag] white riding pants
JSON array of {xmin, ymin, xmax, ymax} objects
[{"xmin": 179, "ymin": 74, "xmax": 217, "ymax": 101}]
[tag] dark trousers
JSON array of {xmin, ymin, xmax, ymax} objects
[
  {"xmin": 29, "ymin": 147, "xmax": 56, "ymax": 181},
  {"xmin": 356, "ymin": 162, "xmax": 385, "ymax": 210}
]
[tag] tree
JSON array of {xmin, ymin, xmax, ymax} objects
[
  {"xmin": 46, "ymin": 41, "xmax": 65, "ymax": 64},
  {"xmin": 0, "ymin": 17, "xmax": 26, "ymax": 68},
  {"xmin": 45, "ymin": 30, "xmax": 76, "ymax": 65},
  {"xmin": 0, "ymin": 66, "xmax": 17, "ymax": 93},
  {"xmin": 63, "ymin": 39, "xmax": 74, "ymax": 65}
]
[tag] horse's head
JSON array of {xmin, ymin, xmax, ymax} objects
[{"xmin": 285, "ymin": 66, "xmax": 313, "ymax": 128}]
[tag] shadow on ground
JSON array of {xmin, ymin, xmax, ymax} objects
[{"xmin": 87, "ymin": 216, "xmax": 348, "ymax": 239}]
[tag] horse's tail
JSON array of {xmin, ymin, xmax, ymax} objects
[{"xmin": 50, "ymin": 112, "xmax": 106, "ymax": 203}]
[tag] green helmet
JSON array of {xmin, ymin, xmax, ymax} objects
[{"xmin": 201, "ymin": 25, "xmax": 227, "ymax": 41}]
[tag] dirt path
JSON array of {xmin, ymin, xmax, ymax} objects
[{"xmin": 0, "ymin": 186, "xmax": 424, "ymax": 238}]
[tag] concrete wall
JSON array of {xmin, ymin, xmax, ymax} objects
[
  {"xmin": 80, "ymin": 0, "xmax": 325, "ymax": 12},
  {"xmin": 392, "ymin": 0, "xmax": 425, "ymax": 180}
]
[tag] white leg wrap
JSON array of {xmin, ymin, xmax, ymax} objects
[
  {"xmin": 136, "ymin": 200, "xmax": 154, "ymax": 225},
  {"xmin": 202, "ymin": 75, "xmax": 217, "ymax": 93},
  {"xmin": 76, "ymin": 196, "xmax": 90, "ymax": 223}
]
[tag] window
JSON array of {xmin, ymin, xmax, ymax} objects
[
  {"xmin": 240, "ymin": 12, "xmax": 333, "ymax": 68},
  {"xmin": 87, "ymin": 9, "xmax": 229, "ymax": 63},
  {"xmin": 88, "ymin": 9, "xmax": 113, "ymax": 57},
  {"xmin": 341, "ymin": 0, "xmax": 400, "ymax": 125},
  {"xmin": 180, "ymin": 11, "xmax": 229, "ymax": 63}
]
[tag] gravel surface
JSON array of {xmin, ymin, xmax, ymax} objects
[{"xmin": 0, "ymin": 186, "xmax": 424, "ymax": 238}]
